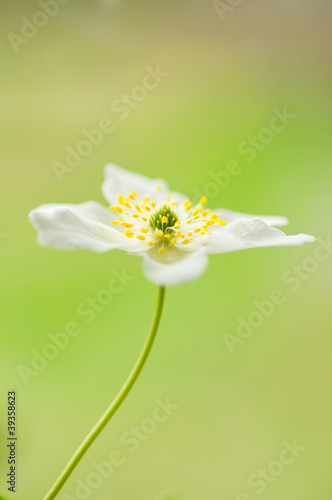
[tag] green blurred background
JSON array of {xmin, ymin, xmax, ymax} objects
[{"xmin": 1, "ymin": 0, "xmax": 331, "ymax": 499}]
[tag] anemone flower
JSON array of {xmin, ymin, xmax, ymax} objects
[
  {"xmin": 29, "ymin": 164, "xmax": 315, "ymax": 500},
  {"xmin": 30, "ymin": 164, "xmax": 314, "ymax": 286}
]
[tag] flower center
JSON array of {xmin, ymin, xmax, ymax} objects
[
  {"xmin": 149, "ymin": 204, "xmax": 179, "ymax": 233},
  {"xmin": 109, "ymin": 190, "xmax": 227, "ymax": 256}
]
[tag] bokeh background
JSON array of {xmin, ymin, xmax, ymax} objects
[{"xmin": 1, "ymin": 0, "xmax": 331, "ymax": 499}]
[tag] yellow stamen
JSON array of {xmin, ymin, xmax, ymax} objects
[
  {"xmin": 187, "ymin": 232, "xmax": 193, "ymax": 237},
  {"xmin": 194, "ymin": 227, "xmax": 201, "ymax": 233},
  {"xmin": 132, "ymin": 214, "xmax": 140, "ymax": 219},
  {"xmin": 174, "ymin": 221, "xmax": 181, "ymax": 228},
  {"xmin": 200, "ymin": 196, "xmax": 207, "ymax": 205},
  {"xmin": 161, "ymin": 216, "xmax": 168, "ymax": 223},
  {"xmin": 110, "ymin": 205, "xmax": 123, "ymax": 214},
  {"xmin": 135, "ymin": 204, "xmax": 143, "ymax": 213},
  {"xmin": 141, "ymin": 227, "xmax": 149, "ymax": 233},
  {"xmin": 149, "ymin": 241, "xmax": 157, "ymax": 247},
  {"xmin": 159, "ymin": 248, "xmax": 164, "ymax": 255},
  {"xmin": 111, "ymin": 220, "xmax": 120, "ymax": 225},
  {"xmin": 124, "ymin": 230, "xmax": 134, "ymax": 238},
  {"xmin": 184, "ymin": 200, "xmax": 192, "ymax": 211},
  {"xmin": 182, "ymin": 239, "xmax": 190, "ymax": 245},
  {"xmin": 210, "ymin": 214, "xmax": 219, "ymax": 220},
  {"xmin": 151, "ymin": 201, "xmax": 156, "ymax": 208},
  {"xmin": 145, "ymin": 205, "xmax": 151, "ymax": 212},
  {"xmin": 118, "ymin": 195, "xmax": 131, "ymax": 209},
  {"xmin": 171, "ymin": 238, "xmax": 177, "ymax": 244},
  {"xmin": 136, "ymin": 235, "xmax": 146, "ymax": 241}
]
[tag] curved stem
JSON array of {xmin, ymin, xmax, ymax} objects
[{"xmin": 43, "ymin": 286, "xmax": 166, "ymax": 500}]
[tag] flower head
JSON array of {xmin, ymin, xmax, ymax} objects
[{"xmin": 29, "ymin": 164, "xmax": 315, "ymax": 286}]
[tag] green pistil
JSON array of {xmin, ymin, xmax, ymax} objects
[{"xmin": 149, "ymin": 204, "xmax": 178, "ymax": 232}]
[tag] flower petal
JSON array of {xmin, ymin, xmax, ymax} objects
[
  {"xmin": 33, "ymin": 201, "xmax": 118, "ymax": 225},
  {"xmin": 102, "ymin": 164, "xmax": 169, "ymax": 204},
  {"xmin": 214, "ymin": 208, "xmax": 289, "ymax": 227},
  {"xmin": 204, "ymin": 218, "xmax": 315, "ymax": 254},
  {"xmin": 29, "ymin": 202, "xmax": 148, "ymax": 253},
  {"xmin": 143, "ymin": 252, "xmax": 209, "ymax": 286}
]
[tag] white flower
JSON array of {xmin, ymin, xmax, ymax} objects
[{"xmin": 29, "ymin": 164, "xmax": 315, "ymax": 286}]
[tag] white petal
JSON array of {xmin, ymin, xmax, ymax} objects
[
  {"xmin": 102, "ymin": 164, "xmax": 169, "ymax": 204},
  {"xmin": 204, "ymin": 218, "xmax": 315, "ymax": 254},
  {"xmin": 143, "ymin": 252, "xmax": 209, "ymax": 286},
  {"xmin": 32, "ymin": 201, "xmax": 117, "ymax": 225},
  {"xmin": 29, "ymin": 202, "xmax": 148, "ymax": 253},
  {"xmin": 214, "ymin": 208, "xmax": 289, "ymax": 227}
]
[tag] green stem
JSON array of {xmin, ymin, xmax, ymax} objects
[{"xmin": 43, "ymin": 286, "xmax": 166, "ymax": 500}]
